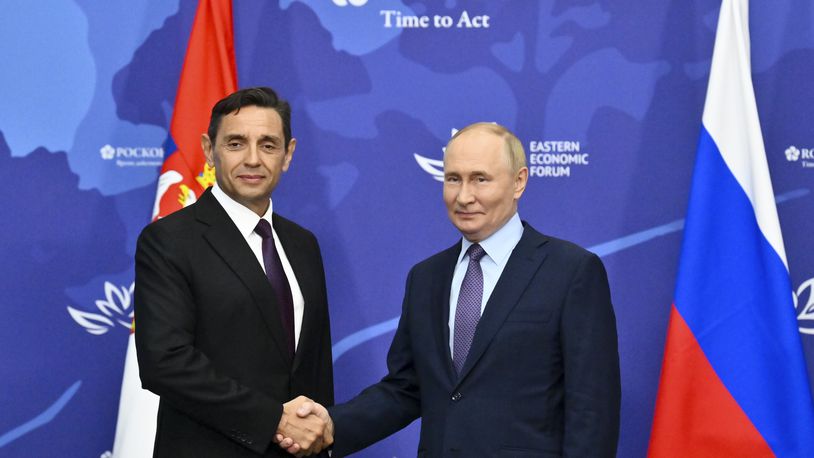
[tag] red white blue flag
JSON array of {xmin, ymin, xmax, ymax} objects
[
  {"xmin": 151, "ymin": 0, "xmax": 237, "ymax": 220},
  {"xmin": 113, "ymin": 1, "xmax": 236, "ymax": 456},
  {"xmin": 648, "ymin": 0, "xmax": 814, "ymax": 456}
]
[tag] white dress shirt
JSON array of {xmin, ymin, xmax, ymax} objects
[
  {"xmin": 211, "ymin": 184, "xmax": 305, "ymax": 350},
  {"xmin": 448, "ymin": 212, "xmax": 524, "ymax": 355}
]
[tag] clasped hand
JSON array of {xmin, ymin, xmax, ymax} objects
[{"xmin": 275, "ymin": 396, "xmax": 333, "ymax": 456}]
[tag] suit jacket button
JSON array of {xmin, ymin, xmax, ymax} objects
[{"xmin": 451, "ymin": 392, "xmax": 462, "ymax": 401}]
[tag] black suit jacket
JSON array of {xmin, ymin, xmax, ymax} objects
[
  {"xmin": 330, "ymin": 223, "xmax": 620, "ymax": 457},
  {"xmin": 135, "ymin": 188, "xmax": 334, "ymax": 457}
]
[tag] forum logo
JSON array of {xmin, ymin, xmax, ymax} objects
[
  {"xmin": 414, "ymin": 128, "xmax": 458, "ymax": 182},
  {"xmin": 67, "ymin": 282, "xmax": 134, "ymax": 335},
  {"xmin": 332, "ymin": 0, "xmax": 368, "ymax": 6},
  {"xmin": 100, "ymin": 144, "xmax": 115, "ymax": 160},
  {"xmin": 785, "ymin": 146, "xmax": 800, "ymax": 162},
  {"xmin": 414, "ymin": 128, "xmax": 591, "ymax": 181},
  {"xmin": 796, "ymin": 276, "xmax": 814, "ymax": 335}
]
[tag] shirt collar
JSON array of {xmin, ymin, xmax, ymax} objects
[
  {"xmin": 457, "ymin": 213, "xmax": 524, "ymax": 265},
  {"xmin": 211, "ymin": 183, "xmax": 273, "ymax": 237}
]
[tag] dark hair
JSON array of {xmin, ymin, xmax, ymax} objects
[{"xmin": 207, "ymin": 87, "xmax": 292, "ymax": 147}]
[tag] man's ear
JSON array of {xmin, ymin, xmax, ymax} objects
[
  {"xmin": 282, "ymin": 138, "xmax": 297, "ymax": 172},
  {"xmin": 514, "ymin": 166, "xmax": 529, "ymax": 200},
  {"xmin": 201, "ymin": 134, "xmax": 215, "ymax": 167}
]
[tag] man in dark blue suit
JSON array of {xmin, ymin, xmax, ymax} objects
[{"xmin": 282, "ymin": 122, "xmax": 620, "ymax": 457}]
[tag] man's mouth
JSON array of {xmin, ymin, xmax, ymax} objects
[{"xmin": 237, "ymin": 174, "xmax": 265, "ymax": 182}]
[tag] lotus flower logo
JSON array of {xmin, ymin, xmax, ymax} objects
[
  {"xmin": 795, "ymin": 276, "xmax": 814, "ymax": 335},
  {"xmin": 67, "ymin": 282, "xmax": 134, "ymax": 335},
  {"xmin": 785, "ymin": 146, "xmax": 801, "ymax": 162}
]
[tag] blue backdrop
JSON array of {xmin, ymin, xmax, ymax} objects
[{"xmin": 2, "ymin": 0, "xmax": 814, "ymax": 456}]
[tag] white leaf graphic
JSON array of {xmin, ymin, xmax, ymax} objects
[
  {"xmin": 67, "ymin": 306, "xmax": 113, "ymax": 335},
  {"xmin": 413, "ymin": 153, "xmax": 444, "ymax": 182},
  {"xmin": 106, "ymin": 281, "xmax": 130, "ymax": 311},
  {"xmin": 95, "ymin": 299, "xmax": 119, "ymax": 317},
  {"xmin": 117, "ymin": 310, "xmax": 134, "ymax": 329}
]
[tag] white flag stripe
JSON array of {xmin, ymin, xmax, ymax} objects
[
  {"xmin": 112, "ymin": 333, "xmax": 158, "ymax": 458},
  {"xmin": 702, "ymin": 0, "xmax": 788, "ymax": 269}
]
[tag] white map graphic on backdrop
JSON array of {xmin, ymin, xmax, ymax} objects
[{"xmin": 0, "ymin": 0, "xmax": 178, "ymax": 195}]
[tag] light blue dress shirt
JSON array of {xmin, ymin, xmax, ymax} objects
[{"xmin": 448, "ymin": 213, "xmax": 524, "ymax": 356}]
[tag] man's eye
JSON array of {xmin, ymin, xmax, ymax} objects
[
  {"xmin": 445, "ymin": 176, "xmax": 459, "ymax": 183},
  {"xmin": 226, "ymin": 142, "xmax": 242, "ymax": 149}
]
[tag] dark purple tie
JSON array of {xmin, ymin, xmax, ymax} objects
[
  {"xmin": 453, "ymin": 243, "xmax": 486, "ymax": 375},
  {"xmin": 255, "ymin": 219, "xmax": 295, "ymax": 356}
]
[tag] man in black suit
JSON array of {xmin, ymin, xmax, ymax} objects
[
  {"xmin": 135, "ymin": 87, "xmax": 333, "ymax": 457},
  {"xmin": 282, "ymin": 122, "xmax": 620, "ymax": 457}
]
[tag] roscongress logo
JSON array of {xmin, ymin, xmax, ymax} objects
[
  {"xmin": 99, "ymin": 144, "xmax": 164, "ymax": 167},
  {"xmin": 784, "ymin": 145, "xmax": 814, "ymax": 168},
  {"xmin": 67, "ymin": 282, "xmax": 134, "ymax": 335},
  {"xmin": 100, "ymin": 144, "xmax": 115, "ymax": 160},
  {"xmin": 785, "ymin": 146, "xmax": 801, "ymax": 162}
]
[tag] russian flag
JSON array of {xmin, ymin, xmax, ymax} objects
[{"xmin": 648, "ymin": 0, "xmax": 814, "ymax": 456}]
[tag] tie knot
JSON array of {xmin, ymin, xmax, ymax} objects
[
  {"xmin": 467, "ymin": 243, "xmax": 486, "ymax": 262},
  {"xmin": 254, "ymin": 219, "xmax": 273, "ymax": 239}
]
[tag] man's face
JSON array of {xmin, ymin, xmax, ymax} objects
[
  {"xmin": 443, "ymin": 128, "xmax": 528, "ymax": 242},
  {"xmin": 202, "ymin": 105, "xmax": 296, "ymax": 216}
]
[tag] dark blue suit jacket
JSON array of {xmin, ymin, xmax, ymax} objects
[{"xmin": 330, "ymin": 223, "xmax": 620, "ymax": 457}]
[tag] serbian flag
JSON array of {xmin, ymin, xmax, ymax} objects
[
  {"xmin": 112, "ymin": 0, "xmax": 236, "ymax": 456},
  {"xmin": 648, "ymin": 0, "xmax": 814, "ymax": 456}
]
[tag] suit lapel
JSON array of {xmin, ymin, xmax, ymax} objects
[
  {"xmin": 455, "ymin": 224, "xmax": 550, "ymax": 384},
  {"xmin": 274, "ymin": 215, "xmax": 317, "ymax": 372},
  {"xmin": 195, "ymin": 189, "xmax": 293, "ymax": 366},
  {"xmin": 430, "ymin": 243, "xmax": 461, "ymax": 384}
]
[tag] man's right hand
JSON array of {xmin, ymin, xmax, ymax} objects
[
  {"xmin": 276, "ymin": 396, "xmax": 330, "ymax": 456},
  {"xmin": 275, "ymin": 397, "xmax": 334, "ymax": 456}
]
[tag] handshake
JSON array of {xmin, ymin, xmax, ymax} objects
[{"xmin": 274, "ymin": 396, "xmax": 333, "ymax": 456}]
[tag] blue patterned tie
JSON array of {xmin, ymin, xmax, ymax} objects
[
  {"xmin": 255, "ymin": 219, "xmax": 295, "ymax": 356},
  {"xmin": 453, "ymin": 243, "xmax": 486, "ymax": 375}
]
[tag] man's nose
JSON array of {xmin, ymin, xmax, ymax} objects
[
  {"xmin": 244, "ymin": 144, "xmax": 261, "ymax": 166},
  {"xmin": 456, "ymin": 182, "xmax": 475, "ymax": 205}
]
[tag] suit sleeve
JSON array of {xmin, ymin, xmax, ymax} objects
[
  {"xmin": 329, "ymin": 268, "xmax": 422, "ymax": 456},
  {"xmin": 560, "ymin": 253, "xmax": 621, "ymax": 458},
  {"xmin": 314, "ymin": 236, "xmax": 335, "ymax": 407},
  {"xmin": 134, "ymin": 223, "xmax": 282, "ymax": 454}
]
